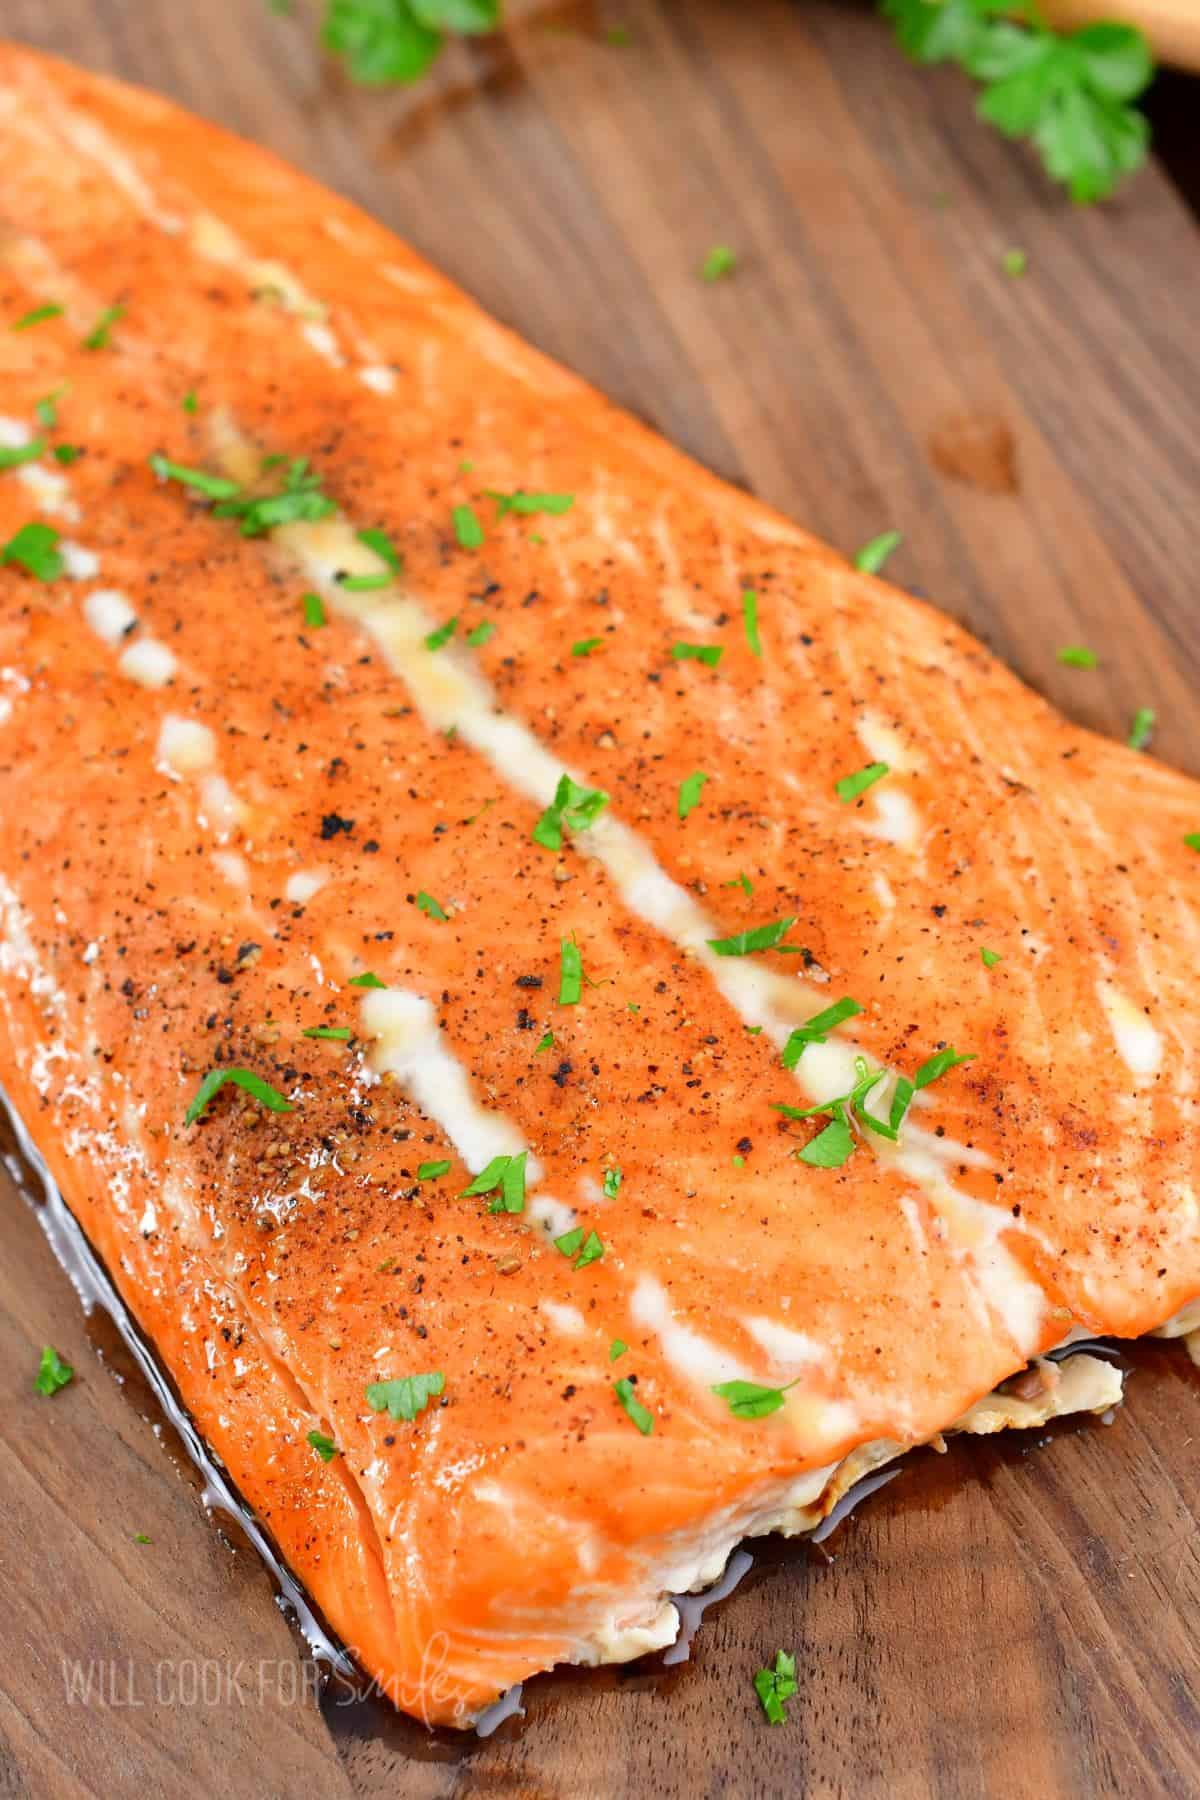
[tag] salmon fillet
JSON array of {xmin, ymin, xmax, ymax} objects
[{"xmin": 1, "ymin": 43, "xmax": 1197, "ymax": 1729}]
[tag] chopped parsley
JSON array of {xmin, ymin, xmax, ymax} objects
[
  {"xmin": 34, "ymin": 1345, "xmax": 74, "ymax": 1396},
  {"xmin": 1, "ymin": 522, "xmax": 63, "ymax": 581},
  {"xmin": 185, "ymin": 1067, "xmax": 294, "ymax": 1125},
  {"xmin": 12, "ymin": 302, "xmax": 64, "ymax": 332},
  {"xmin": 603, "ymin": 1166, "xmax": 622, "ymax": 1199},
  {"xmin": 670, "ymin": 641, "xmax": 723, "ymax": 667},
  {"xmin": 303, "ymin": 1024, "xmax": 351, "ymax": 1040},
  {"xmin": 416, "ymin": 890, "xmax": 449, "ymax": 921},
  {"xmin": 1002, "ymin": 247, "xmax": 1028, "ymax": 277},
  {"xmin": 711, "ymin": 1377, "xmax": 799, "ymax": 1420},
  {"xmin": 83, "ymin": 303, "xmax": 124, "ymax": 349},
  {"xmin": 460, "ymin": 1151, "xmax": 527, "ymax": 1214},
  {"xmin": 534, "ymin": 1031, "xmax": 555, "ymax": 1054},
  {"xmin": 1185, "ymin": 834, "xmax": 1200, "ymax": 853},
  {"xmin": 487, "ymin": 489, "xmax": 574, "ymax": 517},
  {"xmin": 533, "ymin": 773, "xmax": 609, "ymax": 850},
  {"xmin": 348, "ymin": 970, "xmax": 386, "ymax": 988},
  {"xmin": 133, "ymin": 1533, "xmax": 153, "ymax": 1545},
  {"xmin": 1127, "ymin": 707, "xmax": 1156, "ymax": 751},
  {"xmin": 835, "ymin": 761, "xmax": 889, "ymax": 803},
  {"xmin": 725, "ymin": 872, "xmax": 753, "ymax": 896},
  {"xmin": 753, "ymin": 1650, "xmax": 798, "ymax": 1725},
  {"xmin": 571, "ymin": 637, "xmax": 605, "ymax": 657},
  {"xmin": 219, "ymin": 458, "xmax": 338, "ymax": 535},
  {"xmin": 981, "ymin": 947, "xmax": 1002, "ymax": 968},
  {"xmin": 302, "ymin": 591, "xmax": 326, "ymax": 628},
  {"xmin": 307, "ymin": 1429, "xmax": 338, "ymax": 1462},
  {"xmin": 35, "ymin": 390, "xmax": 64, "ymax": 428},
  {"xmin": 148, "ymin": 454, "xmax": 241, "ymax": 500},
  {"xmin": 52, "ymin": 445, "xmax": 82, "ymax": 466},
  {"xmin": 853, "ymin": 530, "xmax": 902, "ymax": 575},
  {"xmin": 707, "ymin": 916, "xmax": 796, "ymax": 958},
  {"xmin": 614, "ymin": 1376, "xmax": 653, "ymax": 1435},
  {"xmin": 465, "ymin": 619, "xmax": 495, "ymax": 647},
  {"xmin": 182, "ymin": 390, "xmax": 198, "ymax": 413},
  {"xmin": 742, "ymin": 587, "xmax": 762, "ymax": 657},
  {"xmin": 781, "ymin": 997, "xmax": 863, "ymax": 1069},
  {"xmin": 700, "ymin": 244, "xmax": 737, "ymax": 282},
  {"xmin": 424, "ymin": 616, "xmax": 458, "ymax": 651},
  {"xmin": 453, "ymin": 503, "xmax": 484, "ymax": 548},
  {"xmin": 0, "ymin": 438, "xmax": 46, "ymax": 470},
  {"xmin": 678, "ymin": 770, "xmax": 710, "ymax": 820},
  {"xmin": 797, "ymin": 1108, "xmax": 857, "ymax": 1168},
  {"xmin": 559, "ymin": 938, "xmax": 583, "ymax": 1005},
  {"xmin": 913, "ymin": 1045, "xmax": 976, "ymax": 1087},
  {"xmin": 609, "ymin": 1338, "xmax": 628, "ymax": 1361},
  {"xmin": 417, "ymin": 1159, "xmax": 452, "ymax": 1180},
  {"xmin": 365, "ymin": 1371, "xmax": 445, "ymax": 1423},
  {"xmin": 1057, "ymin": 645, "xmax": 1097, "ymax": 669},
  {"xmin": 555, "ymin": 1226, "xmax": 605, "ymax": 1268}
]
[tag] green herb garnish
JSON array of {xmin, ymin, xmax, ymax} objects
[
  {"xmin": 707, "ymin": 916, "xmax": 796, "ymax": 958},
  {"xmin": 303, "ymin": 1024, "xmax": 352, "ymax": 1040},
  {"xmin": 614, "ymin": 1376, "xmax": 653, "ymax": 1435},
  {"xmin": 460, "ymin": 1151, "xmax": 527, "ymax": 1213},
  {"xmin": 711, "ymin": 1376, "xmax": 800, "ymax": 1420},
  {"xmin": 609, "ymin": 1338, "xmax": 628, "ymax": 1361},
  {"xmin": 533, "ymin": 773, "xmax": 609, "ymax": 850},
  {"xmin": 1002, "ymin": 247, "xmax": 1028, "ymax": 276},
  {"xmin": 12, "ymin": 303, "xmax": 64, "ymax": 332},
  {"xmin": 670, "ymin": 641, "xmax": 723, "ymax": 667},
  {"xmin": 534, "ymin": 1031, "xmax": 555, "ymax": 1054},
  {"xmin": 742, "ymin": 587, "xmax": 762, "ymax": 657},
  {"xmin": 753, "ymin": 1649, "xmax": 798, "ymax": 1725},
  {"xmin": 678, "ymin": 771, "xmax": 710, "ymax": 821},
  {"xmin": 417, "ymin": 1159, "xmax": 452, "ymax": 1180},
  {"xmin": 1, "ymin": 522, "xmax": 63, "ymax": 581},
  {"xmin": 981, "ymin": 946, "xmax": 1002, "ymax": 968},
  {"xmin": 1127, "ymin": 707, "xmax": 1155, "ymax": 750},
  {"xmin": 1057, "ymin": 645, "xmax": 1097, "ymax": 669},
  {"xmin": 348, "ymin": 970, "xmax": 386, "ymax": 988},
  {"xmin": 700, "ymin": 245, "xmax": 737, "ymax": 282},
  {"xmin": 0, "ymin": 439, "xmax": 46, "ymax": 471},
  {"xmin": 416, "ymin": 890, "xmax": 449, "ymax": 921},
  {"xmin": 365, "ymin": 1371, "xmax": 445, "ymax": 1422},
  {"xmin": 51, "ymin": 445, "xmax": 82, "ymax": 466},
  {"xmin": 603, "ymin": 1166, "xmax": 622, "ymax": 1199},
  {"xmin": 322, "ymin": 0, "xmax": 499, "ymax": 86},
  {"xmin": 148, "ymin": 454, "xmax": 241, "ymax": 500},
  {"xmin": 853, "ymin": 529, "xmax": 901, "ymax": 575},
  {"xmin": 34, "ymin": 1345, "xmax": 74, "ymax": 1396},
  {"xmin": 835, "ymin": 761, "xmax": 890, "ymax": 803},
  {"xmin": 185, "ymin": 1067, "xmax": 294, "ymax": 1125},
  {"xmin": 424, "ymin": 616, "xmax": 458, "ymax": 651},
  {"xmin": 453, "ymin": 503, "xmax": 484, "ymax": 549},
  {"xmin": 302, "ymin": 592, "xmax": 326, "ymax": 628},
  {"xmin": 486, "ymin": 488, "xmax": 574, "ymax": 517},
  {"xmin": 83, "ymin": 303, "xmax": 124, "ymax": 350},
  {"xmin": 571, "ymin": 637, "xmax": 605, "ymax": 657},
  {"xmin": 465, "ymin": 619, "xmax": 495, "ymax": 647},
  {"xmin": 781, "ymin": 997, "xmax": 863, "ymax": 1069},
  {"xmin": 559, "ymin": 939, "xmax": 583, "ymax": 1005},
  {"xmin": 307, "ymin": 1429, "xmax": 338, "ymax": 1461}
]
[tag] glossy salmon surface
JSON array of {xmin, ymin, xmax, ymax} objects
[{"xmin": 0, "ymin": 43, "xmax": 1197, "ymax": 1728}]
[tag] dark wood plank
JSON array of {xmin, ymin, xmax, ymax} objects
[{"xmin": 2, "ymin": 1, "xmax": 1200, "ymax": 1795}]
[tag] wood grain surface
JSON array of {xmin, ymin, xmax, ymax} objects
[{"xmin": 2, "ymin": 2, "xmax": 1199, "ymax": 1796}]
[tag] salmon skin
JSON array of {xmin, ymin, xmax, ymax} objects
[{"xmin": 0, "ymin": 43, "xmax": 1197, "ymax": 1731}]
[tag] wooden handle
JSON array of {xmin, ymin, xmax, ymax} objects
[{"xmin": 1041, "ymin": 0, "xmax": 1200, "ymax": 70}]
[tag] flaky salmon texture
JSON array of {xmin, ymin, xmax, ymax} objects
[{"xmin": 1, "ymin": 43, "xmax": 1199, "ymax": 1731}]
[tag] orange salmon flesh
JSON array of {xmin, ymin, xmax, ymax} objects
[{"xmin": 0, "ymin": 43, "xmax": 1197, "ymax": 1729}]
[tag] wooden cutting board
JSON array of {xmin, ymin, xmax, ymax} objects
[{"xmin": 2, "ymin": 3, "xmax": 1199, "ymax": 1795}]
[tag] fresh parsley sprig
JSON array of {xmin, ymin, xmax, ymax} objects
[
  {"xmin": 321, "ymin": 0, "xmax": 500, "ymax": 87},
  {"xmin": 879, "ymin": 0, "xmax": 1153, "ymax": 203}
]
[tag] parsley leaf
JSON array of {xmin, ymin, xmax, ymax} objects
[
  {"xmin": 365, "ymin": 1370, "xmax": 445, "ymax": 1422},
  {"xmin": 853, "ymin": 529, "xmax": 902, "ymax": 575},
  {"xmin": 303, "ymin": 1024, "xmax": 352, "ymax": 1040},
  {"xmin": 418, "ymin": 1159, "xmax": 451, "ymax": 1180},
  {"xmin": 753, "ymin": 1650, "xmax": 798, "ymax": 1725},
  {"xmin": 459, "ymin": 1151, "xmax": 526, "ymax": 1213},
  {"xmin": 1184, "ymin": 834, "xmax": 1200, "ymax": 854},
  {"xmin": 35, "ymin": 390, "xmax": 65, "ymax": 428},
  {"xmin": 572, "ymin": 637, "xmax": 605, "ymax": 657},
  {"xmin": 307, "ymin": 1429, "xmax": 338, "ymax": 1461},
  {"xmin": 742, "ymin": 587, "xmax": 762, "ymax": 657},
  {"xmin": 707, "ymin": 916, "xmax": 796, "ymax": 958},
  {"xmin": 533, "ymin": 773, "xmax": 609, "ymax": 850},
  {"xmin": 534, "ymin": 1030, "xmax": 555, "ymax": 1054},
  {"xmin": 416, "ymin": 890, "xmax": 449, "ymax": 921},
  {"xmin": 322, "ymin": 0, "xmax": 444, "ymax": 83},
  {"xmin": 555, "ymin": 1225, "xmax": 605, "ymax": 1268},
  {"xmin": 453, "ymin": 503, "xmax": 484, "ymax": 549},
  {"xmin": 83, "ymin": 303, "xmax": 124, "ymax": 350},
  {"xmin": 603, "ymin": 1166, "xmax": 622, "ymax": 1198},
  {"xmin": 1002, "ymin": 247, "xmax": 1028, "ymax": 276},
  {"xmin": 34, "ymin": 1345, "xmax": 74, "ymax": 1396},
  {"xmin": 1, "ymin": 522, "xmax": 63, "ymax": 581},
  {"xmin": 559, "ymin": 938, "xmax": 583, "ymax": 1005},
  {"xmin": 424, "ymin": 616, "xmax": 458, "ymax": 651},
  {"xmin": 835, "ymin": 761, "xmax": 890, "ymax": 803},
  {"xmin": 216, "ymin": 457, "xmax": 337, "ymax": 536},
  {"xmin": 797, "ymin": 1106, "xmax": 857, "ymax": 1168},
  {"xmin": 913, "ymin": 1045, "xmax": 976, "ymax": 1087},
  {"xmin": 1057, "ymin": 644, "xmax": 1097, "ymax": 669},
  {"xmin": 670, "ymin": 641, "xmax": 723, "ymax": 667},
  {"xmin": 614, "ymin": 1376, "xmax": 654, "ymax": 1435},
  {"xmin": 302, "ymin": 592, "xmax": 326, "ymax": 628},
  {"xmin": 12, "ymin": 303, "xmax": 64, "ymax": 331},
  {"xmin": 981, "ymin": 946, "xmax": 1002, "ymax": 968},
  {"xmin": 700, "ymin": 245, "xmax": 737, "ymax": 281},
  {"xmin": 52, "ymin": 445, "xmax": 82, "ymax": 466},
  {"xmin": 465, "ymin": 619, "xmax": 495, "ymax": 647},
  {"xmin": 880, "ymin": 0, "xmax": 1152, "ymax": 203},
  {"xmin": 349, "ymin": 970, "xmax": 386, "ymax": 987},
  {"xmin": 678, "ymin": 770, "xmax": 710, "ymax": 821},
  {"xmin": 1127, "ymin": 706, "xmax": 1155, "ymax": 751},
  {"xmin": 487, "ymin": 489, "xmax": 574, "ymax": 517},
  {"xmin": 185, "ymin": 1067, "xmax": 294, "ymax": 1125},
  {"xmin": 781, "ymin": 997, "xmax": 863, "ymax": 1069},
  {"xmin": 148, "ymin": 454, "xmax": 241, "ymax": 500},
  {"xmin": 610, "ymin": 1338, "xmax": 628, "ymax": 1361},
  {"xmin": 712, "ymin": 1377, "xmax": 799, "ymax": 1420},
  {"xmin": 0, "ymin": 438, "xmax": 46, "ymax": 470}
]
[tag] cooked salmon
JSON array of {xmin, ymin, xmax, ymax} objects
[{"xmin": 1, "ymin": 43, "xmax": 1197, "ymax": 1730}]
